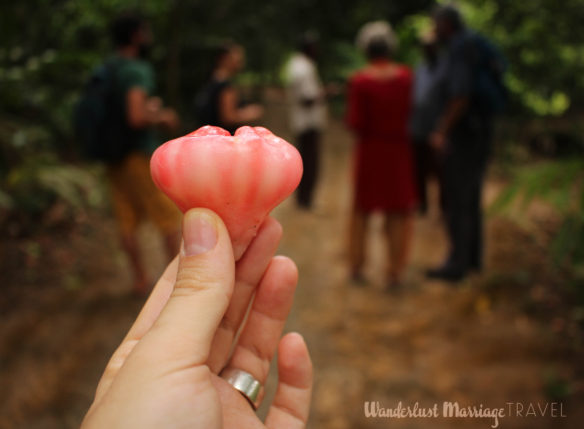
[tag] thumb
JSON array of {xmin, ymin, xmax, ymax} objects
[{"xmin": 136, "ymin": 208, "xmax": 235, "ymax": 368}]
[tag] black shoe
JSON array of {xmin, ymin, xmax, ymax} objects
[
  {"xmin": 468, "ymin": 263, "xmax": 482, "ymax": 274},
  {"xmin": 426, "ymin": 266, "xmax": 466, "ymax": 282},
  {"xmin": 468, "ymin": 255, "xmax": 483, "ymax": 272}
]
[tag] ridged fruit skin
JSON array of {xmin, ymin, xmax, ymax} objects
[{"xmin": 150, "ymin": 125, "xmax": 303, "ymax": 260}]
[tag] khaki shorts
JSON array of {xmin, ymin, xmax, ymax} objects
[{"xmin": 108, "ymin": 152, "xmax": 181, "ymax": 237}]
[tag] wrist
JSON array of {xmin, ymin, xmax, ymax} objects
[{"xmin": 155, "ymin": 108, "xmax": 171, "ymax": 125}]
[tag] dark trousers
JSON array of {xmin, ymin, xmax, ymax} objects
[
  {"xmin": 296, "ymin": 128, "xmax": 321, "ymax": 208},
  {"xmin": 413, "ymin": 137, "xmax": 444, "ymax": 214},
  {"xmin": 442, "ymin": 126, "xmax": 491, "ymax": 272}
]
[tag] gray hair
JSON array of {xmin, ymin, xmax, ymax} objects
[{"xmin": 356, "ymin": 21, "xmax": 398, "ymax": 55}]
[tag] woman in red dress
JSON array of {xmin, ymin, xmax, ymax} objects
[{"xmin": 346, "ymin": 21, "xmax": 417, "ymax": 288}]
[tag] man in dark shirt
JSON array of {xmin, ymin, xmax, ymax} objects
[{"xmin": 427, "ymin": 5, "xmax": 492, "ymax": 281}]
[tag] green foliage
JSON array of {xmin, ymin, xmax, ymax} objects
[
  {"xmin": 0, "ymin": 0, "xmax": 175, "ymax": 154},
  {"xmin": 491, "ymin": 159, "xmax": 584, "ymax": 270},
  {"xmin": 5, "ymin": 157, "xmax": 105, "ymax": 211},
  {"xmin": 2, "ymin": 0, "xmax": 583, "ymax": 153},
  {"xmin": 452, "ymin": 0, "xmax": 584, "ymax": 116},
  {"xmin": 1, "ymin": 154, "xmax": 106, "ymax": 233}
]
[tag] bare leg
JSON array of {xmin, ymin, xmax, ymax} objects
[
  {"xmin": 385, "ymin": 213, "xmax": 414, "ymax": 285},
  {"xmin": 349, "ymin": 208, "xmax": 368, "ymax": 280},
  {"xmin": 400, "ymin": 213, "xmax": 414, "ymax": 277},
  {"xmin": 120, "ymin": 232, "xmax": 148, "ymax": 295},
  {"xmin": 385, "ymin": 215, "xmax": 400, "ymax": 284}
]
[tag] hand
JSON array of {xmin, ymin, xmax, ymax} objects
[
  {"xmin": 158, "ymin": 108, "xmax": 180, "ymax": 132},
  {"xmin": 300, "ymin": 97, "xmax": 316, "ymax": 108},
  {"xmin": 429, "ymin": 130, "xmax": 447, "ymax": 151},
  {"xmin": 240, "ymin": 104, "xmax": 264, "ymax": 122},
  {"xmin": 146, "ymin": 96, "xmax": 163, "ymax": 113},
  {"xmin": 82, "ymin": 209, "xmax": 312, "ymax": 429}
]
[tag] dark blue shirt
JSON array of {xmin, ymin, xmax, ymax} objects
[{"xmin": 437, "ymin": 30, "xmax": 488, "ymax": 136}]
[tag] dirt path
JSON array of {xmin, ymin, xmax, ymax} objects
[
  {"xmin": 265, "ymin": 92, "xmax": 582, "ymax": 428},
  {"xmin": 1, "ymin": 92, "xmax": 581, "ymax": 428}
]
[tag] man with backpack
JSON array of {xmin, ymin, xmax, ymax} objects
[
  {"xmin": 426, "ymin": 5, "xmax": 507, "ymax": 281},
  {"xmin": 75, "ymin": 12, "xmax": 181, "ymax": 296}
]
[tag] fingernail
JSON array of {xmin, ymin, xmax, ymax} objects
[{"xmin": 183, "ymin": 211, "xmax": 218, "ymax": 256}]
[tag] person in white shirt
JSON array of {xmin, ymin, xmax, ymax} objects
[{"xmin": 286, "ymin": 33, "xmax": 327, "ymax": 209}]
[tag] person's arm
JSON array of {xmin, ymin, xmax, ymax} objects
[
  {"xmin": 126, "ymin": 87, "xmax": 179, "ymax": 131},
  {"xmin": 430, "ymin": 97, "xmax": 468, "ymax": 150},
  {"xmin": 300, "ymin": 97, "xmax": 317, "ymax": 108},
  {"xmin": 434, "ymin": 96, "xmax": 468, "ymax": 130},
  {"xmin": 218, "ymin": 87, "xmax": 263, "ymax": 126}
]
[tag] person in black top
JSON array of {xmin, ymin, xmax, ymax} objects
[
  {"xmin": 426, "ymin": 5, "xmax": 494, "ymax": 281},
  {"xmin": 195, "ymin": 43, "xmax": 263, "ymax": 134}
]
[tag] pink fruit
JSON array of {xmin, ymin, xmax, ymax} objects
[{"xmin": 150, "ymin": 125, "xmax": 303, "ymax": 260}]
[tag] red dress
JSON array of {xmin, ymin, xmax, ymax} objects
[{"xmin": 346, "ymin": 65, "xmax": 417, "ymax": 212}]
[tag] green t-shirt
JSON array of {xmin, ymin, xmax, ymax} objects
[{"xmin": 111, "ymin": 56, "xmax": 158, "ymax": 154}]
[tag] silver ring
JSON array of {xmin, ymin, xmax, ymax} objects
[{"xmin": 220, "ymin": 368, "xmax": 263, "ymax": 410}]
